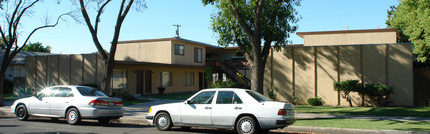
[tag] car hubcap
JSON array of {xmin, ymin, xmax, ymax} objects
[
  {"xmin": 157, "ymin": 116, "xmax": 168, "ymax": 128},
  {"xmin": 69, "ymin": 111, "xmax": 77, "ymax": 122},
  {"xmin": 17, "ymin": 108, "xmax": 24, "ymax": 117},
  {"xmin": 240, "ymin": 120, "xmax": 253, "ymax": 133}
]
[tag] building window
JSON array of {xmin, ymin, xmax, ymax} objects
[
  {"xmin": 194, "ymin": 47, "xmax": 202, "ymax": 63},
  {"xmin": 159, "ymin": 71, "xmax": 172, "ymax": 87},
  {"xmin": 174, "ymin": 44, "xmax": 184, "ymax": 55},
  {"xmin": 112, "ymin": 69, "xmax": 127, "ymax": 89},
  {"xmin": 184, "ymin": 72, "xmax": 194, "ymax": 86}
]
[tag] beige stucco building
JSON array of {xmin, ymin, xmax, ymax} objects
[{"xmin": 24, "ymin": 28, "xmax": 415, "ymax": 106}]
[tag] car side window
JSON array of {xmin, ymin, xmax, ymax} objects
[
  {"xmin": 55, "ymin": 88, "xmax": 73, "ymax": 97},
  {"xmin": 216, "ymin": 91, "xmax": 243, "ymax": 104},
  {"xmin": 189, "ymin": 91, "xmax": 215, "ymax": 104}
]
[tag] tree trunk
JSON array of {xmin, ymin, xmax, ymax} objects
[
  {"xmin": 250, "ymin": 59, "xmax": 266, "ymax": 94},
  {"xmin": 0, "ymin": 73, "xmax": 4, "ymax": 106},
  {"xmin": 100, "ymin": 57, "xmax": 114, "ymax": 96}
]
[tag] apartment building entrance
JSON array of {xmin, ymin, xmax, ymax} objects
[{"xmin": 136, "ymin": 70, "xmax": 152, "ymax": 94}]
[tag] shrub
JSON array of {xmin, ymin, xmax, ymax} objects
[
  {"xmin": 157, "ymin": 87, "xmax": 166, "ymax": 95},
  {"xmin": 363, "ymin": 84, "xmax": 394, "ymax": 106},
  {"xmin": 307, "ymin": 97, "xmax": 323, "ymax": 106},
  {"xmin": 211, "ymin": 78, "xmax": 239, "ymax": 88},
  {"xmin": 333, "ymin": 80, "xmax": 363, "ymax": 107},
  {"xmin": 292, "ymin": 93, "xmax": 302, "ymax": 105},
  {"xmin": 266, "ymin": 87, "xmax": 278, "ymax": 100}
]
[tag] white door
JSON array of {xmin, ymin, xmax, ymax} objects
[
  {"xmin": 50, "ymin": 87, "xmax": 73, "ymax": 116},
  {"xmin": 211, "ymin": 91, "xmax": 244, "ymax": 126},
  {"xmin": 29, "ymin": 93, "xmax": 51, "ymax": 115},
  {"xmin": 180, "ymin": 91, "xmax": 215, "ymax": 125}
]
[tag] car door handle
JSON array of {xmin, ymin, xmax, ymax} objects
[
  {"xmin": 205, "ymin": 106, "xmax": 212, "ymax": 109},
  {"xmin": 234, "ymin": 107, "xmax": 242, "ymax": 110}
]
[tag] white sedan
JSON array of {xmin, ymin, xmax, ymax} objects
[
  {"xmin": 146, "ymin": 88, "xmax": 295, "ymax": 134},
  {"xmin": 11, "ymin": 85, "xmax": 124, "ymax": 125}
]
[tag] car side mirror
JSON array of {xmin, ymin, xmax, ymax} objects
[
  {"xmin": 185, "ymin": 100, "xmax": 192, "ymax": 104},
  {"xmin": 36, "ymin": 93, "xmax": 45, "ymax": 99}
]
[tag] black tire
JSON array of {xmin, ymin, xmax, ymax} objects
[
  {"xmin": 15, "ymin": 105, "xmax": 29, "ymax": 121},
  {"xmin": 236, "ymin": 116, "xmax": 258, "ymax": 134},
  {"xmin": 66, "ymin": 108, "xmax": 81, "ymax": 125},
  {"xmin": 98, "ymin": 118, "xmax": 111, "ymax": 125},
  {"xmin": 154, "ymin": 112, "xmax": 172, "ymax": 131}
]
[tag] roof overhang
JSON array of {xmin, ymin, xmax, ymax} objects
[{"xmin": 296, "ymin": 28, "xmax": 397, "ymax": 38}]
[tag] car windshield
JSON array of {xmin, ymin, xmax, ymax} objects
[
  {"xmin": 246, "ymin": 90, "xmax": 272, "ymax": 102},
  {"xmin": 77, "ymin": 87, "xmax": 107, "ymax": 96}
]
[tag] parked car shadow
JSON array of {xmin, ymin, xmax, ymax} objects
[
  {"xmin": 24, "ymin": 117, "xmax": 151, "ymax": 128},
  {"xmin": 171, "ymin": 127, "xmax": 303, "ymax": 134}
]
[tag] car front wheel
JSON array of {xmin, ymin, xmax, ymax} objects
[
  {"xmin": 154, "ymin": 112, "xmax": 172, "ymax": 131},
  {"xmin": 15, "ymin": 105, "xmax": 29, "ymax": 121},
  {"xmin": 66, "ymin": 108, "xmax": 81, "ymax": 125},
  {"xmin": 236, "ymin": 116, "xmax": 257, "ymax": 134}
]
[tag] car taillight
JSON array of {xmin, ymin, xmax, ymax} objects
[
  {"xmin": 278, "ymin": 109, "xmax": 287, "ymax": 115},
  {"xmin": 114, "ymin": 101, "xmax": 123, "ymax": 106},
  {"xmin": 89, "ymin": 100, "xmax": 108, "ymax": 106}
]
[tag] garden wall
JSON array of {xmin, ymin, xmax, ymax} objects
[{"xmin": 264, "ymin": 43, "xmax": 413, "ymax": 106}]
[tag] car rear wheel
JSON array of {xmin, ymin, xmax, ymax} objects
[
  {"xmin": 155, "ymin": 112, "xmax": 172, "ymax": 131},
  {"xmin": 66, "ymin": 108, "xmax": 81, "ymax": 125},
  {"xmin": 98, "ymin": 118, "xmax": 111, "ymax": 125},
  {"xmin": 15, "ymin": 105, "xmax": 29, "ymax": 121},
  {"xmin": 236, "ymin": 116, "xmax": 257, "ymax": 134}
]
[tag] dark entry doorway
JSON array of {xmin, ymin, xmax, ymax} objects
[
  {"xmin": 199, "ymin": 72, "xmax": 204, "ymax": 90},
  {"xmin": 136, "ymin": 70, "xmax": 144, "ymax": 94},
  {"xmin": 145, "ymin": 70, "xmax": 152, "ymax": 94}
]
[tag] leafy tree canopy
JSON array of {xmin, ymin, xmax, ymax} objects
[
  {"xmin": 386, "ymin": 0, "xmax": 430, "ymax": 63},
  {"xmin": 204, "ymin": 0, "xmax": 300, "ymax": 51},
  {"xmin": 22, "ymin": 42, "xmax": 51, "ymax": 53}
]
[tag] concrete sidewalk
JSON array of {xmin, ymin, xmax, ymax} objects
[{"xmin": 1, "ymin": 99, "xmax": 429, "ymax": 134}]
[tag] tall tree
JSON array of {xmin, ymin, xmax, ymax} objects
[
  {"xmin": 76, "ymin": 0, "xmax": 145, "ymax": 95},
  {"xmin": 22, "ymin": 42, "xmax": 51, "ymax": 53},
  {"xmin": 386, "ymin": 0, "xmax": 430, "ymax": 63},
  {"xmin": 203, "ymin": 0, "xmax": 300, "ymax": 94},
  {"xmin": 0, "ymin": 0, "xmax": 65, "ymax": 105}
]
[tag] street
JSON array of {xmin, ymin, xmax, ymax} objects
[{"xmin": 0, "ymin": 116, "xmax": 305, "ymax": 134}]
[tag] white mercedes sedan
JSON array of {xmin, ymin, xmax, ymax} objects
[
  {"xmin": 11, "ymin": 85, "xmax": 124, "ymax": 125},
  {"xmin": 146, "ymin": 88, "xmax": 295, "ymax": 134}
]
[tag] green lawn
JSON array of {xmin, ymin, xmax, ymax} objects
[
  {"xmin": 294, "ymin": 118, "xmax": 430, "ymax": 132},
  {"xmin": 294, "ymin": 105, "xmax": 430, "ymax": 117},
  {"xmin": 149, "ymin": 92, "xmax": 195, "ymax": 100}
]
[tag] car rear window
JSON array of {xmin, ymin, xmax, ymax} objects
[
  {"xmin": 77, "ymin": 87, "xmax": 107, "ymax": 96},
  {"xmin": 246, "ymin": 90, "xmax": 271, "ymax": 102}
]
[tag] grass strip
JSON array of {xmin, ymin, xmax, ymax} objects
[
  {"xmin": 294, "ymin": 118, "xmax": 430, "ymax": 132},
  {"xmin": 294, "ymin": 105, "xmax": 430, "ymax": 117}
]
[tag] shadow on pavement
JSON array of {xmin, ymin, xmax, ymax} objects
[
  {"xmin": 22, "ymin": 117, "xmax": 151, "ymax": 128},
  {"xmin": 170, "ymin": 127, "xmax": 309, "ymax": 134}
]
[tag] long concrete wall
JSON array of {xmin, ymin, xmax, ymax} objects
[
  {"xmin": 266, "ymin": 43, "xmax": 413, "ymax": 106},
  {"xmin": 26, "ymin": 54, "xmax": 104, "ymax": 90}
]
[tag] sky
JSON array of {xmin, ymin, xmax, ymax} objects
[{"xmin": 12, "ymin": 0, "xmax": 399, "ymax": 54}]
